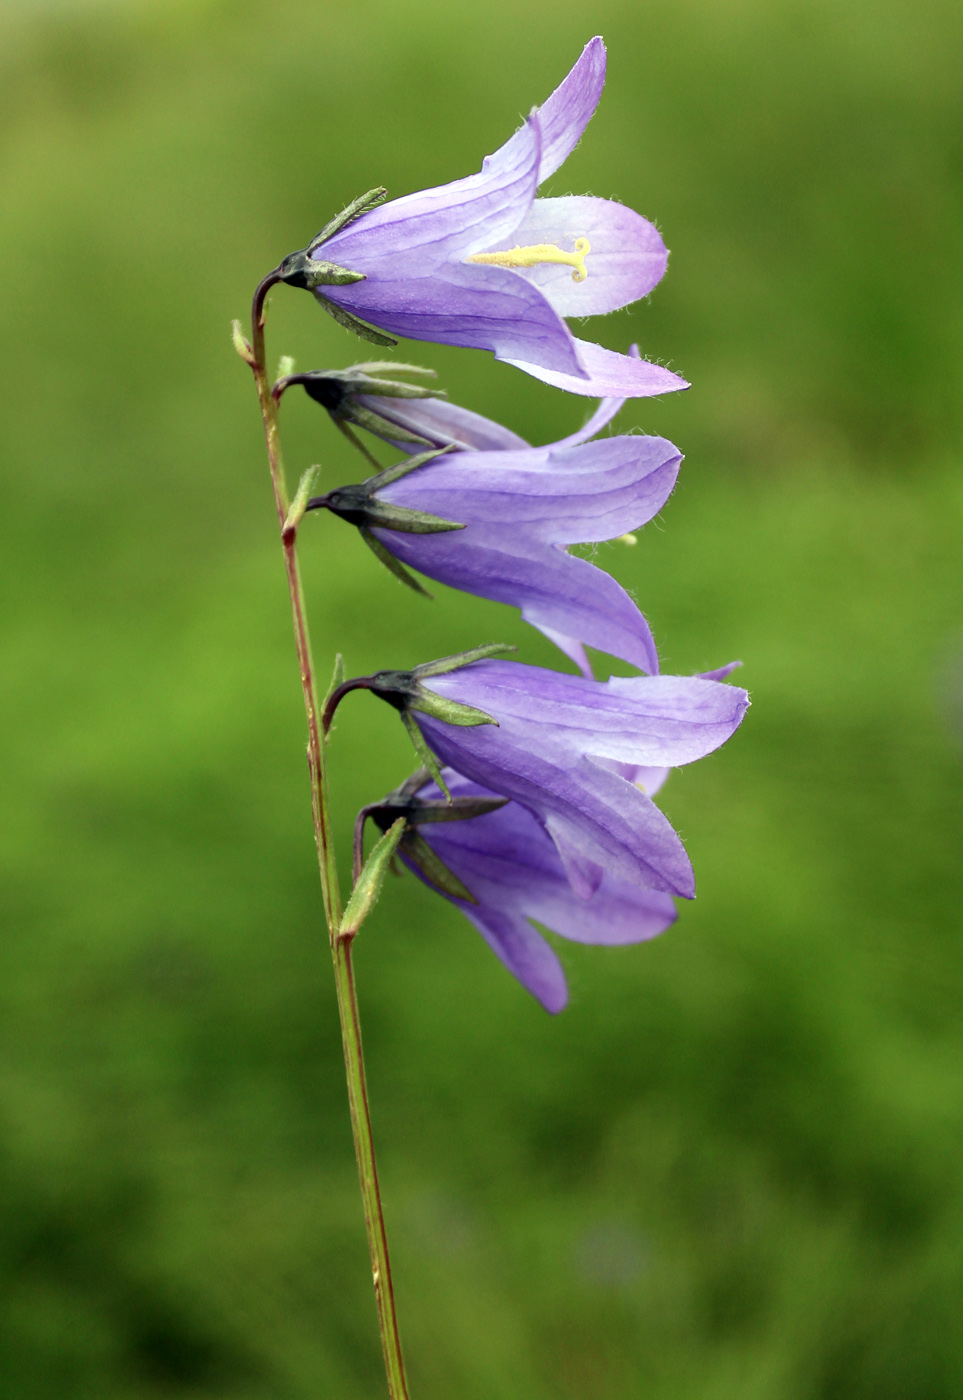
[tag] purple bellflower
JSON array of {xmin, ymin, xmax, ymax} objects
[
  {"xmin": 358, "ymin": 767, "xmax": 677, "ymax": 1013},
  {"xmin": 275, "ymin": 346, "xmax": 646, "ymax": 456},
  {"xmin": 305, "ymin": 426, "xmax": 681, "ymax": 676},
  {"xmin": 328, "ymin": 653, "xmax": 749, "ymax": 901},
  {"xmin": 276, "ymin": 39, "xmax": 686, "ymax": 400}
]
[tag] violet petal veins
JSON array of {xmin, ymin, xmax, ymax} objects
[
  {"xmin": 356, "ymin": 658, "xmax": 749, "ymax": 899},
  {"xmin": 309, "ymin": 430, "xmax": 682, "ymax": 674},
  {"xmin": 282, "ymin": 40, "xmax": 687, "ymax": 398},
  {"xmin": 364, "ymin": 768, "xmax": 677, "ymax": 1013}
]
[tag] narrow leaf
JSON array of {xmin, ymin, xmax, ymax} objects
[
  {"xmin": 311, "ymin": 188, "xmax": 388, "ymax": 249},
  {"xmin": 321, "ymin": 653, "xmax": 346, "ymax": 713},
  {"xmin": 318, "ymin": 295, "xmax": 398, "ymax": 347},
  {"xmin": 359, "ymin": 528, "xmax": 433, "ymax": 596},
  {"xmin": 355, "ymin": 361, "xmax": 438, "ymax": 378},
  {"xmin": 410, "ymin": 690, "xmax": 497, "ymax": 728},
  {"xmin": 340, "ymin": 817, "xmax": 406, "ymax": 937},
  {"xmin": 282, "ymin": 464, "xmax": 322, "ymax": 534},
  {"xmin": 401, "ymin": 712, "xmax": 449, "ymax": 799},
  {"xmin": 415, "ymin": 642, "xmax": 516, "ymax": 679},
  {"xmin": 231, "ymin": 320, "xmax": 255, "ymax": 366},
  {"xmin": 364, "ymin": 501, "xmax": 465, "ymax": 535},
  {"xmin": 412, "ymin": 795, "xmax": 508, "ymax": 824},
  {"xmin": 368, "ymin": 444, "xmax": 455, "ymax": 489},
  {"xmin": 401, "ymin": 830, "xmax": 477, "ymax": 903}
]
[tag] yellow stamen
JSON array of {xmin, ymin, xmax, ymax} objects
[
  {"xmin": 616, "ymin": 532, "xmax": 638, "ymax": 546},
  {"xmin": 468, "ymin": 237, "xmax": 590, "ymax": 283}
]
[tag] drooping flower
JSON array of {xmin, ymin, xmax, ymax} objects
[
  {"xmin": 306, "ymin": 426, "xmax": 680, "ymax": 675},
  {"xmin": 328, "ymin": 653, "xmax": 749, "ymax": 899},
  {"xmin": 276, "ymin": 348, "xmax": 640, "ymax": 454},
  {"xmin": 358, "ymin": 767, "xmax": 677, "ymax": 1013},
  {"xmin": 276, "ymin": 39, "xmax": 686, "ymax": 400}
]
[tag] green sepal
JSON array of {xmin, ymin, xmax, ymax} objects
[
  {"xmin": 369, "ymin": 445, "xmax": 454, "ymax": 489},
  {"xmin": 409, "ymin": 690, "xmax": 497, "ymax": 728},
  {"xmin": 409, "ymin": 795, "xmax": 509, "ymax": 825},
  {"xmin": 359, "ymin": 528, "xmax": 432, "ymax": 596},
  {"xmin": 400, "ymin": 829, "xmax": 477, "ymax": 903},
  {"xmin": 340, "ymin": 816, "xmax": 405, "ymax": 938},
  {"xmin": 310, "ymin": 188, "xmax": 387, "ymax": 249},
  {"xmin": 317, "ymin": 295, "xmax": 398, "ymax": 347},
  {"xmin": 414, "ymin": 642, "xmax": 516, "ymax": 679},
  {"xmin": 363, "ymin": 500, "xmax": 464, "ymax": 535},
  {"xmin": 353, "ymin": 361, "xmax": 437, "ymax": 380},
  {"xmin": 347, "ymin": 404, "xmax": 434, "ymax": 447},
  {"xmin": 401, "ymin": 712, "xmax": 450, "ymax": 799}
]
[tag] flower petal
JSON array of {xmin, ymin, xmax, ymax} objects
[
  {"xmin": 412, "ymin": 711, "xmax": 696, "ymax": 896},
  {"xmin": 428, "ymin": 663, "xmax": 749, "ymax": 769},
  {"xmin": 355, "ymin": 393, "xmax": 530, "ymax": 452},
  {"xmin": 327, "ymin": 258, "xmax": 586, "ymax": 377},
  {"xmin": 381, "ymin": 434, "xmax": 681, "ymax": 544},
  {"xmin": 503, "ymin": 337, "xmax": 689, "ymax": 398},
  {"xmin": 460, "ymin": 906, "xmax": 569, "ymax": 1012},
  {"xmin": 535, "ymin": 36, "xmax": 607, "ymax": 184},
  {"xmin": 491, "ymin": 196, "xmax": 668, "ymax": 317}
]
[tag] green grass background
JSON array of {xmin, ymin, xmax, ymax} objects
[{"xmin": 1, "ymin": 0, "xmax": 962, "ymax": 1394}]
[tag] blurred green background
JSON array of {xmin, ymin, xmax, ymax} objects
[{"xmin": 2, "ymin": 0, "xmax": 962, "ymax": 1395}]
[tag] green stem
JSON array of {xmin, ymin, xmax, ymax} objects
[{"xmin": 249, "ymin": 274, "xmax": 411, "ymax": 1400}]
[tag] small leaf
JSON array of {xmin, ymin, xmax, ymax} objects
[
  {"xmin": 340, "ymin": 817, "xmax": 406, "ymax": 938},
  {"xmin": 359, "ymin": 528, "xmax": 433, "ymax": 596},
  {"xmin": 231, "ymin": 320, "xmax": 255, "ymax": 366},
  {"xmin": 282, "ymin": 465, "xmax": 322, "ymax": 535},
  {"xmin": 322, "ymin": 653, "xmax": 346, "ymax": 714},
  {"xmin": 401, "ymin": 830, "xmax": 477, "ymax": 903},
  {"xmin": 277, "ymin": 354, "xmax": 295, "ymax": 380},
  {"xmin": 401, "ymin": 712, "xmax": 449, "ymax": 799}
]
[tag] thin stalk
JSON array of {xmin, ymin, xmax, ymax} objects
[{"xmin": 248, "ymin": 273, "xmax": 411, "ymax": 1400}]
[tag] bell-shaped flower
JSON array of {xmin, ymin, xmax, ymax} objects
[
  {"xmin": 358, "ymin": 767, "xmax": 677, "ymax": 1013},
  {"xmin": 305, "ymin": 425, "xmax": 682, "ymax": 675},
  {"xmin": 327, "ymin": 653, "xmax": 749, "ymax": 900},
  {"xmin": 276, "ymin": 39, "xmax": 687, "ymax": 400},
  {"xmin": 276, "ymin": 347, "xmax": 642, "ymax": 455}
]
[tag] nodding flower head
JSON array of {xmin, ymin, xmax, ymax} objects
[
  {"xmin": 357, "ymin": 767, "xmax": 678, "ymax": 1013},
  {"xmin": 336, "ymin": 655, "xmax": 749, "ymax": 899},
  {"xmin": 305, "ymin": 421, "xmax": 682, "ymax": 677},
  {"xmin": 274, "ymin": 39, "xmax": 687, "ymax": 401}
]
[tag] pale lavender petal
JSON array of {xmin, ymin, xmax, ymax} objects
[
  {"xmin": 428, "ymin": 663, "xmax": 748, "ymax": 769},
  {"xmin": 412, "ymin": 711, "xmax": 696, "ymax": 896},
  {"xmin": 381, "ymin": 435, "xmax": 681, "ymax": 545},
  {"xmin": 535, "ymin": 625, "xmax": 594, "ymax": 678},
  {"xmin": 322, "ymin": 117, "xmax": 540, "ymax": 269},
  {"xmin": 596, "ymin": 760, "xmax": 672, "ymax": 797},
  {"xmin": 327, "ymin": 259, "xmax": 585, "ymax": 376},
  {"xmin": 503, "ymin": 337, "xmax": 689, "ymax": 398},
  {"xmin": 462, "ymin": 906, "xmax": 568, "ymax": 1012},
  {"xmin": 495, "ymin": 196, "xmax": 668, "ymax": 317},
  {"xmin": 355, "ymin": 394, "xmax": 530, "ymax": 452},
  {"xmin": 550, "ymin": 344, "xmax": 638, "ymax": 448},
  {"xmin": 699, "ymin": 661, "xmax": 743, "ymax": 681},
  {"xmin": 535, "ymin": 36, "xmax": 607, "ymax": 183},
  {"xmin": 425, "ymin": 774, "xmax": 677, "ymax": 941},
  {"xmin": 376, "ymin": 529, "xmax": 660, "ymax": 675}
]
